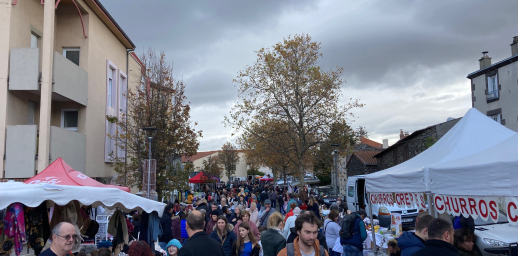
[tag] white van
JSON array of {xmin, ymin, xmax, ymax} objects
[{"xmin": 346, "ymin": 175, "xmax": 420, "ymax": 228}]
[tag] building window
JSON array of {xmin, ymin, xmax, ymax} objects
[
  {"xmin": 489, "ymin": 113, "xmax": 502, "ymax": 124},
  {"xmin": 63, "ymin": 48, "xmax": 80, "ymax": 66},
  {"xmin": 61, "ymin": 109, "xmax": 79, "ymax": 131},
  {"xmin": 27, "ymin": 101, "xmax": 35, "ymax": 125},
  {"xmin": 486, "ymin": 73, "xmax": 499, "ymax": 101},
  {"xmin": 30, "ymin": 33, "xmax": 38, "ymax": 48},
  {"xmin": 108, "ymin": 68, "xmax": 114, "ymax": 107}
]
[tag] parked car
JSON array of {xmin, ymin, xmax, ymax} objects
[
  {"xmin": 313, "ymin": 185, "xmax": 339, "ymax": 207},
  {"xmin": 473, "ymin": 211, "xmax": 518, "ymax": 256}
]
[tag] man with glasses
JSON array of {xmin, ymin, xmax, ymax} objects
[{"xmin": 40, "ymin": 222, "xmax": 79, "ymax": 256}]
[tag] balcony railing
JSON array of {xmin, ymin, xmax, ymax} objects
[
  {"xmin": 4, "ymin": 125, "xmax": 86, "ymax": 178},
  {"xmin": 9, "ymin": 49, "xmax": 88, "ymax": 106}
]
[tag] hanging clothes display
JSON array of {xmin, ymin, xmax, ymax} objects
[
  {"xmin": 24, "ymin": 202, "xmax": 50, "ymax": 256},
  {"xmin": 147, "ymin": 211, "xmax": 162, "ymax": 244},
  {"xmin": 107, "ymin": 210, "xmax": 128, "ymax": 247},
  {"xmin": 49, "ymin": 200, "xmax": 84, "ymax": 231},
  {"xmin": 140, "ymin": 212, "xmax": 149, "ymax": 244},
  {"xmin": 4, "ymin": 203, "xmax": 26, "ymax": 256}
]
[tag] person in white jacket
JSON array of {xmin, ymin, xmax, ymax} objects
[{"xmin": 282, "ymin": 207, "xmax": 301, "ymax": 239}]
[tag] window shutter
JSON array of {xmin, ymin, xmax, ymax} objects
[
  {"xmin": 117, "ymin": 70, "xmax": 128, "ymax": 161},
  {"xmin": 105, "ymin": 60, "xmax": 118, "ymax": 162}
]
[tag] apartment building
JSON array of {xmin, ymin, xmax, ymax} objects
[
  {"xmin": 468, "ymin": 36, "xmax": 518, "ymax": 131},
  {"xmin": 0, "ymin": 0, "xmax": 142, "ymax": 181}
]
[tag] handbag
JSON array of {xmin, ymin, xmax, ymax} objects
[{"xmin": 1, "ymin": 237, "xmax": 13, "ymax": 254}]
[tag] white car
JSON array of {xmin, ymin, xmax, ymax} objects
[{"xmin": 473, "ymin": 211, "xmax": 518, "ymax": 256}]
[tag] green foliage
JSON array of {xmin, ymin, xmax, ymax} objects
[
  {"xmin": 226, "ymin": 34, "xmax": 363, "ymax": 188},
  {"xmin": 424, "ymin": 136, "xmax": 437, "ymax": 149},
  {"xmin": 217, "ymin": 142, "xmax": 239, "ymax": 180},
  {"xmin": 107, "ymin": 49, "xmax": 202, "ymax": 198},
  {"xmin": 247, "ymin": 169, "xmax": 265, "ymax": 176}
]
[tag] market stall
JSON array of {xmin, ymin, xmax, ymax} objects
[
  {"xmin": 0, "ymin": 182, "xmax": 166, "ymax": 256},
  {"xmin": 23, "ymin": 157, "xmax": 130, "ymax": 192},
  {"xmin": 366, "ymin": 108, "xmax": 516, "ymax": 196},
  {"xmin": 429, "ymin": 133, "xmax": 518, "ymax": 225},
  {"xmin": 363, "ymin": 108, "xmax": 516, "ymax": 253},
  {"xmin": 188, "ymin": 172, "xmax": 219, "ymax": 183},
  {"xmin": 0, "ymin": 182, "xmax": 165, "ymax": 215}
]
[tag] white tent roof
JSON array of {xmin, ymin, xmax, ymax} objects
[
  {"xmin": 429, "ymin": 133, "xmax": 518, "ymax": 197},
  {"xmin": 366, "ymin": 108, "xmax": 516, "ymax": 193},
  {"xmin": 0, "ymin": 182, "xmax": 166, "ymax": 217}
]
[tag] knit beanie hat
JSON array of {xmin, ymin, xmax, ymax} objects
[{"xmin": 166, "ymin": 239, "xmax": 182, "ymax": 250}]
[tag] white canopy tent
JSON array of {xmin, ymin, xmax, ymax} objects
[
  {"xmin": 366, "ymin": 108, "xmax": 516, "ymax": 194},
  {"xmin": 429, "ymin": 133, "xmax": 518, "ymax": 197},
  {"xmin": 0, "ymin": 182, "xmax": 166, "ymax": 217}
]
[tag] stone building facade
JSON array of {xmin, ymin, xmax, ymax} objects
[
  {"xmin": 346, "ymin": 151, "xmax": 379, "ymax": 177},
  {"xmin": 375, "ymin": 118, "xmax": 460, "ymax": 170}
]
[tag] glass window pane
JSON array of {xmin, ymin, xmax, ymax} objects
[
  {"xmin": 64, "ymin": 111, "xmax": 78, "ymax": 128},
  {"xmin": 108, "ymin": 79, "xmax": 112, "ymax": 107},
  {"xmin": 65, "ymin": 50, "xmax": 80, "ymax": 66}
]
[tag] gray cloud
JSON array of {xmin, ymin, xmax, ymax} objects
[
  {"xmin": 100, "ymin": 0, "xmax": 518, "ymax": 151},
  {"xmin": 184, "ymin": 69, "xmax": 236, "ymax": 107}
]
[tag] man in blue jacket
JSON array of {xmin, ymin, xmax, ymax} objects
[
  {"xmin": 341, "ymin": 210, "xmax": 367, "ymax": 256},
  {"xmin": 398, "ymin": 214, "xmax": 433, "ymax": 256}
]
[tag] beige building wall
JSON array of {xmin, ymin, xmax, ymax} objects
[
  {"xmin": 190, "ymin": 151, "xmax": 268, "ymax": 182},
  {"xmin": 0, "ymin": 0, "xmax": 140, "ymax": 179}
]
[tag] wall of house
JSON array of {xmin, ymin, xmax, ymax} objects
[
  {"xmin": 347, "ymin": 155, "xmax": 367, "ymax": 177},
  {"xmin": 79, "ymin": 0, "xmax": 131, "ymax": 178},
  {"xmin": 472, "ymin": 62, "xmax": 518, "ymax": 132}
]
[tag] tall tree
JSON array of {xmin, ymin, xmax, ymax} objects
[
  {"xmin": 313, "ymin": 121, "xmax": 357, "ymax": 185},
  {"xmin": 199, "ymin": 155, "xmax": 223, "ymax": 181},
  {"xmin": 217, "ymin": 142, "xmax": 240, "ymax": 180},
  {"xmin": 238, "ymin": 118, "xmax": 299, "ymax": 186},
  {"xmin": 226, "ymin": 34, "xmax": 362, "ymax": 187},
  {"xmin": 108, "ymin": 49, "xmax": 202, "ymax": 197}
]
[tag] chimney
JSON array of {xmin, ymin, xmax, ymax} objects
[
  {"xmin": 479, "ymin": 51, "xmax": 492, "ymax": 69},
  {"xmin": 383, "ymin": 139, "xmax": 388, "ymax": 149},
  {"xmin": 399, "ymin": 129, "xmax": 404, "ymax": 140},
  {"xmin": 511, "ymin": 36, "xmax": 518, "ymax": 57}
]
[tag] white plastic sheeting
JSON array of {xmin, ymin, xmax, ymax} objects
[
  {"xmin": 366, "ymin": 108, "xmax": 516, "ymax": 193},
  {"xmin": 0, "ymin": 182, "xmax": 166, "ymax": 217},
  {"xmin": 430, "ymin": 134, "xmax": 518, "ymax": 197}
]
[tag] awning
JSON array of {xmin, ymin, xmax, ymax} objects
[
  {"xmin": 24, "ymin": 157, "xmax": 130, "ymax": 192},
  {"xmin": 189, "ymin": 172, "xmax": 219, "ymax": 183}
]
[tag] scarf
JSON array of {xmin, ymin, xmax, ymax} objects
[{"xmin": 4, "ymin": 203, "xmax": 26, "ymax": 256}]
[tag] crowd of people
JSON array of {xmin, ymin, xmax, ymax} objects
[{"xmin": 37, "ymin": 181, "xmax": 482, "ymax": 256}]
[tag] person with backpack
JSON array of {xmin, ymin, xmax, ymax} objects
[
  {"xmin": 286, "ymin": 211, "xmax": 328, "ymax": 252},
  {"xmin": 340, "ymin": 210, "xmax": 367, "ymax": 256},
  {"xmin": 324, "ymin": 210, "xmax": 341, "ymax": 256},
  {"xmin": 277, "ymin": 211, "xmax": 329, "ymax": 256}
]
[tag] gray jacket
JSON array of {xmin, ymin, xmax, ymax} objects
[{"xmin": 256, "ymin": 207, "xmax": 276, "ymax": 228}]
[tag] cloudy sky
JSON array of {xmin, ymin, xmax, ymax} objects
[{"xmin": 102, "ymin": 0, "xmax": 518, "ymax": 151}]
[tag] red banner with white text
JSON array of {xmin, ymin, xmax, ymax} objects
[{"xmin": 434, "ymin": 194, "xmax": 518, "ymax": 226}]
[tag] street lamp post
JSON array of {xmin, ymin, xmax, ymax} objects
[
  {"xmin": 142, "ymin": 127, "xmax": 157, "ymax": 199},
  {"xmin": 331, "ymin": 144, "xmax": 340, "ymax": 195}
]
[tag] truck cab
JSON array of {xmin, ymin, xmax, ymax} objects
[{"xmin": 347, "ymin": 175, "xmax": 420, "ymax": 228}]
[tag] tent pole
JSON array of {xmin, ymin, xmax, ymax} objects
[
  {"xmin": 426, "ymin": 192, "xmax": 434, "ymax": 216},
  {"xmin": 367, "ymin": 192, "xmax": 378, "ymax": 255}
]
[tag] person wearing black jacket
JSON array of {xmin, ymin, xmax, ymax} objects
[
  {"xmin": 196, "ymin": 198, "xmax": 211, "ymax": 223},
  {"xmin": 179, "ymin": 210, "xmax": 225, "ymax": 256},
  {"xmin": 159, "ymin": 204, "xmax": 174, "ymax": 250},
  {"xmin": 412, "ymin": 218, "xmax": 459, "ymax": 256}
]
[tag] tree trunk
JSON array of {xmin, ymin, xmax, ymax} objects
[{"xmin": 298, "ymin": 165, "xmax": 305, "ymax": 187}]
